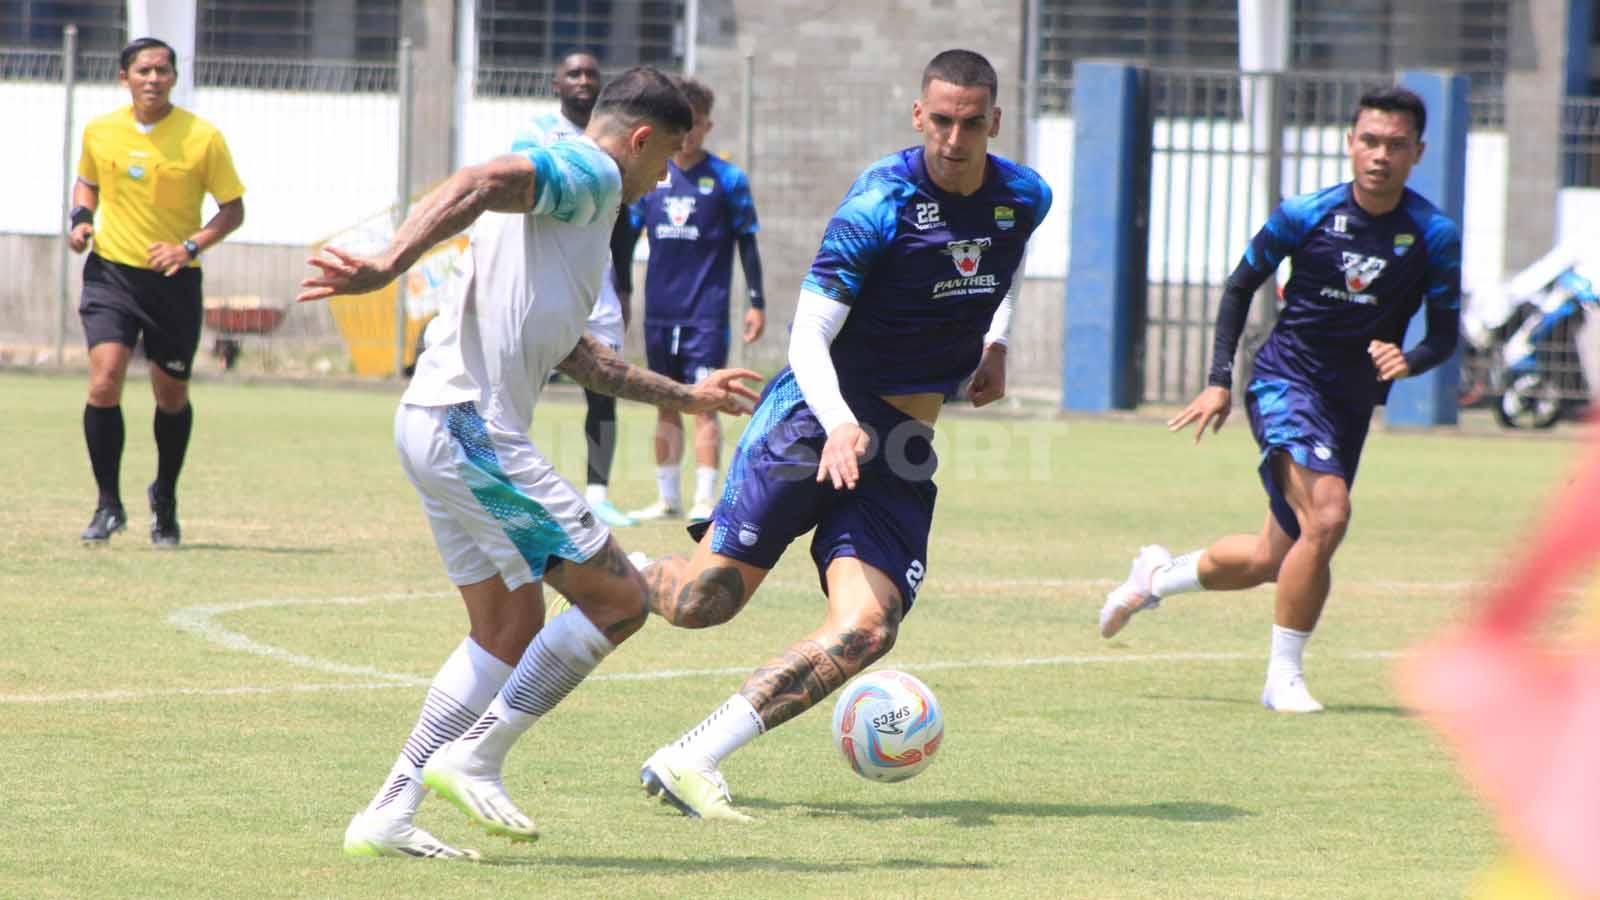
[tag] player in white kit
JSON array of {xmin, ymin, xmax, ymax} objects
[
  {"xmin": 513, "ymin": 52, "xmax": 639, "ymax": 528},
  {"xmin": 296, "ymin": 67, "xmax": 760, "ymax": 861}
]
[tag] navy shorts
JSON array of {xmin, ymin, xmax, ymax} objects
[
  {"xmin": 645, "ymin": 323, "xmax": 729, "ymax": 385},
  {"xmin": 686, "ymin": 369, "xmax": 937, "ymax": 611},
  {"xmin": 79, "ymin": 253, "xmax": 203, "ymax": 380},
  {"xmin": 1245, "ymin": 375, "xmax": 1372, "ymax": 540}
]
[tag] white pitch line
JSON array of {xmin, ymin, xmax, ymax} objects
[{"xmin": 0, "ymin": 579, "xmax": 1461, "ymax": 706}]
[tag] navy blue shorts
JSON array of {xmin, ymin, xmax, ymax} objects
[
  {"xmin": 645, "ymin": 323, "xmax": 729, "ymax": 385},
  {"xmin": 1245, "ymin": 375, "xmax": 1372, "ymax": 540},
  {"xmin": 686, "ymin": 369, "xmax": 937, "ymax": 610}
]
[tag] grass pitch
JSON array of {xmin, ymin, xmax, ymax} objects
[{"xmin": 0, "ymin": 370, "xmax": 1581, "ymax": 899}]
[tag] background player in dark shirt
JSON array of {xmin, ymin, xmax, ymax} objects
[
  {"xmin": 624, "ymin": 78, "xmax": 767, "ymax": 523},
  {"xmin": 1099, "ymin": 87, "xmax": 1462, "ymax": 714},
  {"xmin": 633, "ymin": 50, "xmax": 1051, "ymax": 821}
]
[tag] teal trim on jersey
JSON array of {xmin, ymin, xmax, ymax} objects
[
  {"xmin": 445, "ymin": 403, "xmax": 583, "ymax": 579},
  {"xmin": 516, "ymin": 140, "xmax": 620, "ymax": 226}
]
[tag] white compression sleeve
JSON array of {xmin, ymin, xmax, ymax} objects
[
  {"xmin": 788, "ymin": 287, "xmax": 856, "ymax": 434},
  {"xmin": 983, "ymin": 294, "xmax": 1014, "ymax": 347}
]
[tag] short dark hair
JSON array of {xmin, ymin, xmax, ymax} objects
[
  {"xmin": 673, "ymin": 77, "xmax": 715, "ymax": 116},
  {"xmin": 1352, "ymin": 86, "xmax": 1426, "ymax": 138},
  {"xmin": 922, "ymin": 49, "xmax": 998, "ymax": 101},
  {"xmin": 120, "ymin": 37, "xmax": 176, "ymax": 73},
  {"xmin": 593, "ymin": 66, "xmax": 694, "ymax": 135}
]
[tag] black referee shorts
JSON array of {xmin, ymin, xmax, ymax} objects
[{"xmin": 79, "ymin": 253, "xmax": 203, "ymax": 380}]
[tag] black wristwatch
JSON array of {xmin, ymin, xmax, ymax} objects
[{"xmin": 182, "ymin": 239, "xmax": 200, "ymax": 259}]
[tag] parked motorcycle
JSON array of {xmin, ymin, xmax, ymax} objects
[{"xmin": 1459, "ymin": 245, "xmax": 1598, "ymax": 429}]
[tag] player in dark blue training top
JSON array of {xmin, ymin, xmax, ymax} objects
[
  {"xmin": 634, "ymin": 49, "xmax": 1052, "ymax": 820},
  {"xmin": 1100, "ymin": 86, "xmax": 1461, "ymax": 714},
  {"xmin": 625, "ymin": 77, "xmax": 767, "ymax": 524}
]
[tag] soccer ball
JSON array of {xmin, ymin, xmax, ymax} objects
[{"xmin": 830, "ymin": 669, "xmax": 944, "ymax": 783}]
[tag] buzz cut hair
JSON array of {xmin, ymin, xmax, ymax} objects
[
  {"xmin": 120, "ymin": 36, "xmax": 176, "ymax": 73},
  {"xmin": 922, "ymin": 49, "xmax": 998, "ymax": 101},
  {"xmin": 1353, "ymin": 86, "xmax": 1427, "ymax": 138},
  {"xmin": 593, "ymin": 66, "xmax": 695, "ymax": 135},
  {"xmin": 673, "ymin": 76, "xmax": 715, "ymax": 116}
]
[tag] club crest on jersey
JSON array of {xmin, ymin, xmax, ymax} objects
[
  {"xmin": 1340, "ymin": 252, "xmax": 1387, "ymax": 292},
  {"xmin": 994, "ymin": 205, "xmax": 1016, "ymax": 231},
  {"xmin": 943, "ymin": 237, "xmax": 992, "ymax": 277},
  {"xmin": 665, "ymin": 196, "xmax": 696, "ymax": 227},
  {"xmin": 1394, "ymin": 233, "xmax": 1415, "ymax": 256},
  {"xmin": 697, "ymin": 176, "xmax": 715, "ymax": 195}
]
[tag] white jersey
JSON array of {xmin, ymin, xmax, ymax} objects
[
  {"xmin": 403, "ymin": 137, "xmax": 623, "ymax": 434},
  {"xmin": 513, "ymin": 110, "xmax": 625, "ymax": 346}
]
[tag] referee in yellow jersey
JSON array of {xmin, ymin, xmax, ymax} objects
[{"xmin": 70, "ymin": 37, "xmax": 244, "ymax": 546}]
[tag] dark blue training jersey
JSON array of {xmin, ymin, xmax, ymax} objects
[
  {"xmin": 630, "ymin": 153, "xmax": 759, "ymax": 327},
  {"xmin": 1244, "ymin": 183, "xmax": 1461, "ymax": 405},
  {"xmin": 801, "ymin": 147, "xmax": 1052, "ymax": 397}
]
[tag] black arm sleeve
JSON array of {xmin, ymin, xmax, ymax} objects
[
  {"xmin": 1207, "ymin": 259, "xmax": 1272, "ymax": 388},
  {"xmin": 610, "ymin": 214, "xmax": 640, "ymax": 295},
  {"xmin": 737, "ymin": 232, "xmax": 765, "ymax": 310},
  {"xmin": 1400, "ymin": 299, "xmax": 1460, "ymax": 377}
]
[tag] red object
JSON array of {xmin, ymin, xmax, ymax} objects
[
  {"xmin": 1397, "ymin": 412, "xmax": 1600, "ymax": 898},
  {"xmin": 204, "ymin": 306, "xmax": 285, "ymax": 335}
]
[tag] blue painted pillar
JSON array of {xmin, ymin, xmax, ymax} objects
[
  {"xmin": 1387, "ymin": 70, "xmax": 1469, "ymax": 427},
  {"xmin": 1063, "ymin": 61, "xmax": 1148, "ymax": 411}
]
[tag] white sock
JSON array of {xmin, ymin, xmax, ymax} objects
[
  {"xmin": 366, "ymin": 637, "xmax": 511, "ymax": 818},
  {"xmin": 457, "ymin": 609, "xmax": 617, "ymax": 769},
  {"xmin": 657, "ymin": 465, "xmax": 681, "ymax": 508},
  {"xmin": 693, "ymin": 466, "xmax": 718, "ymax": 505},
  {"xmin": 585, "ymin": 483, "xmax": 608, "ymax": 505},
  {"xmin": 1267, "ymin": 624, "xmax": 1313, "ymax": 683},
  {"xmin": 671, "ymin": 693, "xmax": 765, "ymax": 770},
  {"xmin": 1152, "ymin": 550, "xmax": 1204, "ymax": 598}
]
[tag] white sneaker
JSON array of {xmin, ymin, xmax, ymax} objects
[
  {"xmin": 342, "ymin": 810, "xmax": 480, "ymax": 861},
  {"xmin": 1261, "ymin": 674, "xmax": 1325, "ymax": 713},
  {"xmin": 629, "ymin": 500, "xmax": 682, "ymax": 521},
  {"xmin": 688, "ymin": 501, "xmax": 715, "ymax": 522},
  {"xmin": 640, "ymin": 747, "xmax": 751, "ymax": 822},
  {"xmin": 421, "ymin": 740, "xmax": 540, "ymax": 842},
  {"xmin": 626, "ymin": 550, "xmax": 651, "ymax": 572},
  {"xmin": 1099, "ymin": 544, "xmax": 1173, "ymax": 638}
]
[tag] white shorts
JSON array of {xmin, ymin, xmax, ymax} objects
[{"xmin": 395, "ymin": 401, "xmax": 610, "ymax": 590}]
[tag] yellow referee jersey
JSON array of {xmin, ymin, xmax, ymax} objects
[{"xmin": 77, "ymin": 105, "xmax": 245, "ymax": 270}]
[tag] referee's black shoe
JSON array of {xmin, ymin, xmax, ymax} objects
[
  {"xmin": 148, "ymin": 482, "xmax": 181, "ymax": 547},
  {"xmin": 81, "ymin": 504, "xmax": 127, "ymax": 542}
]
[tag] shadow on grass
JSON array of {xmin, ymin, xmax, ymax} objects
[
  {"xmin": 781, "ymin": 798, "xmax": 1251, "ymax": 827},
  {"xmin": 1141, "ymin": 693, "xmax": 1410, "ymax": 717},
  {"xmin": 475, "ymin": 853, "xmax": 991, "ymax": 873},
  {"xmin": 176, "ymin": 543, "xmax": 333, "ymax": 555}
]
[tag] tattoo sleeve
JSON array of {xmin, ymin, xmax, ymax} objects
[
  {"xmin": 556, "ymin": 334, "xmax": 698, "ymax": 411},
  {"xmin": 738, "ymin": 590, "xmax": 902, "ymax": 730},
  {"xmin": 644, "ymin": 556, "xmax": 746, "ymax": 628},
  {"xmin": 385, "ymin": 155, "xmax": 535, "ymax": 276}
]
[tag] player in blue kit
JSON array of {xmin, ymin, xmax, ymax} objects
[
  {"xmin": 1099, "ymin": 87, "xmax": 1461, "ymax": 714},
  {"xmin": 625, "ymin": 77, "xmax": 767, "ymax": 523},
  {"xmin": 633, "ymin": 50, "xmax": 1051, "ymax": 820}
]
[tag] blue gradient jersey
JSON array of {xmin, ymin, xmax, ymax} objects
[
  {"xmin": 1245, "ymin": 183, "xmax": 1461, "ymax": 406},
  {"xmin": 802, "ymin": 147, "xmax": 1051, "ymax": 397},
  {"xmin": 630, "ymin": 153, "xmax": 759, "ymax": 326}
]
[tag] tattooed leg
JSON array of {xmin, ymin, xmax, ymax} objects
[
  {"xmin": 543, "ymin": 537, "xmax": 651, "ymax": 644},
  {"xmin": 643, "ymin": 553, "xmax": 763, "ymax": 629},
  {"xmin": 740, "ymin": 557, "xmax": 905, "ymax": 730}
]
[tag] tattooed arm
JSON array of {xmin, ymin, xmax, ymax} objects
[
  {"xmin": 297, "ymin": 154, "xmax": 536, "ymax": 302},
  {"xmin": 555, "ymin": 334, "xmax": 763, "ymax": 414}
]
